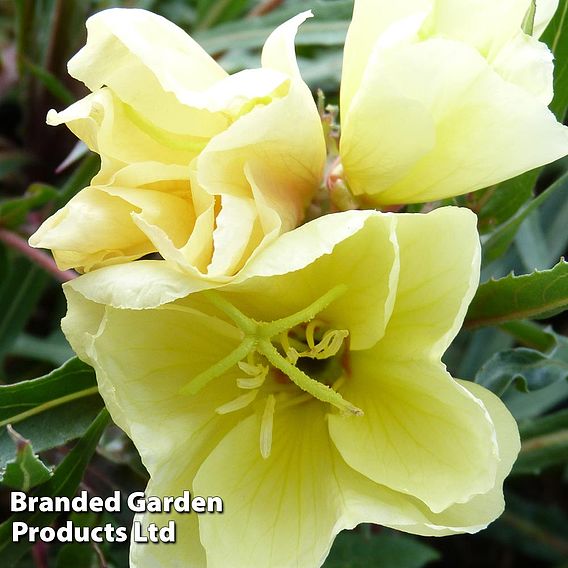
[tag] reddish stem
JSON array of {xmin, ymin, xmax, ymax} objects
[
  {"xmin": 249, "ymin": 0, "xmax": 284, "ymax": 17},
  {"xmin": 31, "ymin": 542, "xmax": 49, "ymax": 568},
  {"xmin": 0, "ymin": 228, "xmax": 76, "ymax": 283}
]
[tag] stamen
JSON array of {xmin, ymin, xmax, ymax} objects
[
  {"xmin": 305, "ymin": 319, "xmax": 323, "ymax": 350},
  {"xmin": 180, "ymin": 337, "xmax": 256, "ymax": 396},
  {"xmin": 279, "ymin": 331, "xmax": 299, "ymax": 364},
  {"xmin": 260, "ymin": 395, "xmax": 276, "ymax": 459},
  {"xmin": 258, "ymin": 340, "xmax": 363, "ymax": 416},
  {"xmin": 237, "ymin": 361, "xmax": 268, "ymax": 389},
  {"xmin": 306, "ymin": 329, "xmax": 349, "ymax": 360},
  {"xmin": 216, "ymin": 390, "xmax": 259, "ymax": 414}
]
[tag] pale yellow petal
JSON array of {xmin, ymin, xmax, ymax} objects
[
  {"xmin": 374, "ymin": 207, "xmax": 480, "ymax": 360},
  {"xmin": 388, "ymin": 379, "xmax": 520, "ymax": 535},
  {"xmin": 68, "ymin": 8, "xmax": 228, "ymax": 137},
  {"xmin": 130, "ymin": 473, "xmax": 205, "ymax": 568},
  {"xmin": 47, "ymin": 88, "xmax": 202, "ymax": 181},
  {"xmin": 207, "ymin": 196, "xmax": 259, "ymax": 277},
  {"xmin": 422, "ymin": 0, "xmax": 530, "ymax": 57},
  {"xmin": 194, "ymin": 404, "xmax": 346, "ymax": 568},
  {"xmin": 261, "ymin": 10, "xmax": 312, "ymax": 79},
  {"xmin": 64, "ymin": 261, "xmax": 214, "ymax": 309},
  {"xmin": 229, "ymin": 210, "xmax": 400, "ymax": 351},
  {"xmin": 29, "ymin": 161, "xmax": 196, "ymax": 273},
  {"xmin": 63, "ymin": 291, "xmax": 244, "ymax": 471},
  {"xmin": 329, "ymin": 358, "xmax": 498, "ymax": 514},
  {"xmin": 196, "ymin": 78, "xmax": 325, "ymax": 215},
  {"xmin": 29, "ymin": 187, "xmax": 155, "ymax": 272},
  {"xmin": 323, "ymin": 379, "xmax": 519, "ymax": 536},
  {"xmin": 341, "ymin": 0, "xmax": 430, "ymax": 116},
  {"xmin": 342, "ymin": 38, "xmax": 568, "ymax": 203},
  {"xmin": 492, "ymin": 31, "xmax": 554, "ymax": 105}
]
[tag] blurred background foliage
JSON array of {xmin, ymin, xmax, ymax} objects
[{"xmin": 0, "ymin": 0, "xmax": 567, "ymax": 567}]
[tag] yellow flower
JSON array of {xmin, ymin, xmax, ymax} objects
[
  {"xmin": 29, "ymin": 9, "xmax": 325, "ymax": 277},
  {"xmin": 340, "ymin": 0, "xmax": 568, "ymax": 204},
  {"xmin": 62, "ymin": 207, "xmax": 519, "ymax": 567}
]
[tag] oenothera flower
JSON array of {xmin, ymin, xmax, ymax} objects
[
  {"xmin": 29, "ymin": 9, "xmax": 325, "ymax": 277},
  {"xmin": 340, "ymin": 0, "xmax": 568, "ymax": 204},
  {"xmin": 62, "ymin": 207, "xmax": 519, "ymax": 567}
]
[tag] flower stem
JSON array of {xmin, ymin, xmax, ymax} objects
[{"xmin": 0, "ymin": 228, "xmax": 76, "ymax": 283}]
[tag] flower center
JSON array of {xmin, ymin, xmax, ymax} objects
[{"xmin": 167, "ymin": 286, "xmax": 363, "ymax": 459}]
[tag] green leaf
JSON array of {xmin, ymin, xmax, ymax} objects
[
  {"xmin": 0, "ymin": 183, "xmax": 59, "ymax": 229},
  {"xmin": 56, "ymin": 153, "xmax": 100, "ymax": 207},
  {"xmin": 55, "ymin": 543, "xmax": 98, "ymax": 568},
  {"xmin": 194, "ymin": 0, "xmax": 352, "ymax": 53},
  {"xmin": 515, "ymin": 212, "xmax": 551, "ymax": 271},
  {"xmin": 195, "ymin": 0, "xmax": 250, "ymax": 31},
  {"xmin": 324, "ymin": 528, "xmax": 439, "ymax": 568},
  {"xmin": 0, "ymin": 258, "xmax": 49, "ymax": 362},
  {"xmin": 519, "ymin": 408, "xmax": 568, "ymax": 439},
  {"xmin": 0, "ymin": 151, "xmax": 29, "ymax": 180},
  {"xmin": 478, "ymin": 170, "xmax": 539, "ymax": 233},
  {"xmin": 542, "ymin": 0, "xmax": 568, "ymax": 120},
  {"xmin": 513, "ymin": 429, "xmax": 568, "ymax": 475},
  {"xmin": 475, "ymin": 347, "xmax": 568, "ymax": 397},
  {"xmin": 1, "ymin": 426, "xmax": 52, "ymax": 491},
  {"xmin": 489, "ymin": 493, "xmax": 568, "ymax": 562},
  {"xmin": 499, "ymin": 320, "xmax": 557, "ymax": 351},
  {"xmin": 9, "ymin": 331, "xmax": 74, "ymax": 366},
  {"xmin": 505, "ymin": 378, "xmax": 568, "ymax": 421},
  {"xmin": 0, "ymin": 408, "xmax": 110, "ymax": 567},
  {"xmin": 22, "ymin": 58, "xmax": 74, "ymax": 105},
  {"xmin": 0, "ymin": 358, "xmax": 102, "ymax": 468},
  {"xmin": 466, "ymin": 259, "xmax": 568, "ymax": 328},
  {"xmin": 482, "ymin": 170, "xmax": 568, "ymax": 266}
]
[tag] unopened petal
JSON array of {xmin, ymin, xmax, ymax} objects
[{"xmin": 342, "ymin": 38, "xmax": 568, "ymax": 203}]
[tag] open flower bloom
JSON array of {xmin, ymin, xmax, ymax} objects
[
  {"xmin": 62, "ymin": 207, "xmax": 519, "ymax": 567},
  {"xmin": 340, "ymin": 0, "xmax": 568, "ymax": 204},
  {"xmin": 29, "ymin": 9, "xmax": 325, "ymax": 278}
]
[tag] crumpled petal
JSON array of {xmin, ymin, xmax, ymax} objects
[
  {"xmin": 68, "ymin": 8, "xmax": 227, "ymax": 137},
  {"xmin": 34, "ymin": 9, "xmax": 324, "ymax": 279},
  {"xmin": 64, "ymin": 261, "xmax": 213, "ymax": 309},
  {"xmin": 46, "ymin": 89, "xmax": 203, "ymax": 180}
]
